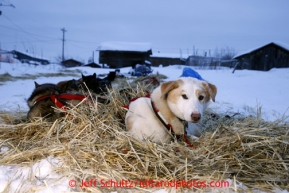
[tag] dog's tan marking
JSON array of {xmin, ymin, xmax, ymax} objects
[
  {"xmin": 166, "ymin": 87, "xmax": 183, "ymax": 104},
  {"xmin": 160, "ymin": 80, "xmax": 179, "ymax": 99},
  {"xmin": 195, "ymin": 89, "xmax": 209, "ymax": 103},
  {"xmin": 202, "ymin": 82, "xmax": 217, "ymax": 102}
]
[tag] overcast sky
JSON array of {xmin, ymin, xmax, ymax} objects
[{"xmin": 1, "ymin": 0, "xmax": 289, "ymax": 62}]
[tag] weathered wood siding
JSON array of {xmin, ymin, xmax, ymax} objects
[
  {"xmin": 150, "ymin": 57, "xmax": 185, "ymax": 67},
  {"xmin": 235, "ymin": 43, "xmax": 289, "ymax": 71},
  {"xmin": 99, "ymin": 50, "xmax": 152, "ymax": 68}
]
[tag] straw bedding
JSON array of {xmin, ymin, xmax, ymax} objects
[{"xmin": 0, "ymin": 81, "xmax": 288, "ymax": 192}]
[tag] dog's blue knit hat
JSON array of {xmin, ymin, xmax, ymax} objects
[{"xmin": 180, "ymin": 67, "xmax": 203, "ymax": 80}]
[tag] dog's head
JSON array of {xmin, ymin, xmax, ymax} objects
[
  {"xmin": 33, "ymin": 81, "xmax": 62, "ymax": 95},
  {"xmin": 81, "ymin": 73, "xmax": 97, "ymax": 84},
  {"xmin": 57, "ymin": 79, "xmax": 81, "ymax": 93},
  {"xmin": 87, "ymin": 78, "xmax": 112, "ymax": 94},
  {"xmin": 160, "ymin": 77, "xmax": 217, "ymax": 123},
  {"xmin": 27, "ymin": 82, "xmax": 62, "ymax": 107}
]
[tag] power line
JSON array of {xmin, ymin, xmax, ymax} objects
[
  {"xmin": 0, "ymin": 1, "xmax": 15, "ymax": 15},
  {"xmin": 67, "ymin": 39, "xmax": 100, "ymax": 45},
  {"xmin": 0, "ymin": 2, "xmax": 15, "ymax": 8},
  {"xmin": 0, "ymin": 24, "xmax": 59, "ymax": 42},
  {"xmin": 66, "ymin": 41, "xmax": 94, "ymax": 50},
  {"xmin": 0, "ymin": 23, "xmax": 98, "ymax": 45},
  {"xmin": 2, "ymin": 14, "xmax": 41, "ymax": 41}
]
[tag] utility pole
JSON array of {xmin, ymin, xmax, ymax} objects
[
  {"xmin": 61, "ymin": 28, "xmax": 67, "ymax": 62},
  {"xmin": 92, "ymin": 51, "xmax": 94, "ymax": 63}
]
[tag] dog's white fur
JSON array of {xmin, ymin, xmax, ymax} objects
[{"xmin": 125, "ymin": 77, "xmax": 217, "ymax": 143}]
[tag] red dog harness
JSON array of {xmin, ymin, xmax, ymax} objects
[
  {"xmin": 150, "ymin": 100, "xmax": 194, "ymax": 148},
  {"xmin": 34, "ymin": 93, "xmax": 87, "ymax": 110},
  {"xmin": 123, "ymin": 95, "xmax": 194, "ymax": 148}
]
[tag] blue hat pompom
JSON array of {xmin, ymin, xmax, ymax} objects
[{"xmin": 180, "ymin": 67, "xmax": 203, "ymax": 80}]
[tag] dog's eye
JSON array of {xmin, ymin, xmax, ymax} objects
[
  {"xmin": 182, "ymin": 94, "xmax": 188, "ymax": 99},
  {"xmin": 198, "ymin": 95, "xmax": 204, "ymax": 101}
]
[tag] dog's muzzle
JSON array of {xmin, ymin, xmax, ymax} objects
[{"xmin": 191, "ymin": 113, "xmax": 201, "ymax": 123}]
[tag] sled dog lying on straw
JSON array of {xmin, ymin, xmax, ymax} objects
[
  {"xmin": 27, "ymin": 82, "xmax": 87, "ymax": 121},
  {"xmin": 125, "ymin": 77, "xmax": 217, "ymax": 144}
]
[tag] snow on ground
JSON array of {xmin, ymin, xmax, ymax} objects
[
  {"xmin": 152, "ymin": 65, "xmax": 289, "ymax": 121},
  {"xmin": 1, "ymin": 62, "xmax": 289, "ymax": 192},
  {"xmin": 3, "ymin": 62, "xmax": 288, "ymax": 121}
]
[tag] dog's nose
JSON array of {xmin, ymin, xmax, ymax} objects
[{"xmin": 191, "ymin": 113, "xmax": 201, "ymax": 122}]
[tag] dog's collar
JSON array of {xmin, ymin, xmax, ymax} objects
[
  {"xmin": 122, "ymin": 94, "xmax": 151, "ymax": 109},
  {"xmin": 122, "ymin": 94, "xmax": 193, "ymax": 148},
  {"xmin": 150, "ymin": 100, "xmax": 193, "ymax": 148},
  {"xmin": 34, "ymin": 93, "xmax": 87, "ymax": 110}
]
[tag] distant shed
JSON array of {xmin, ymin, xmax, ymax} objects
[
  {"xmin": 61, "ymin": 59, "xmax": 82, "ymax": 68},
  {"xmin": 234, "ymin": 42, "xmax": 289, "ymax": 71},
  {"xmin": 150, "ymin": 53, "xmax": 187, "ymax": 67},
  {"xmin": 98, "ymin": 42, "xmax": 152, "ymax": 68}
]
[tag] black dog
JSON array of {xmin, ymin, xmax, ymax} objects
[
  {"xmin": 104, "ymin": 71, "xmax": 116, "ymax": 82},
  {"xmin": 81, "ymin": 73, "xmax": 112, "ymax": 95}
]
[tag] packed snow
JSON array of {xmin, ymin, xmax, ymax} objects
[
  {"xmin": 0, "ymin": 62, "xmax": 289, "ymax": 192},
  {"xmin": 1, "ymin": 62, "xmax": 288, "ymax": 121}
]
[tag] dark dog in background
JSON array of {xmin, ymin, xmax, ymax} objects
[
  {"xmin": 27, "ymin": 71, "xmax": 116, "ymax": 121},
  {"xmin": 27, "ymin": 82, "xmax": 65, "ymax": 121},
  {"xmin": 81, "ymin": 73, "xmax": 113, "ymax": 95},
  {"xmin": 27, "ymin": 81, "xmax": 89, "ymax": 121},
  {"xmin": 104, "ymin": 71, "xmax": 116, "ymax": 82},
  {"xmin": 81, "ymin": 73, "xmax": 97, "ymax": 85},
  {"xmin": 57, "ymin": 79, "xmax": 81, "ymax": 93},
  {"xmin": 56, "ymin": 72, "xmax": 113, "ymax": 95}
]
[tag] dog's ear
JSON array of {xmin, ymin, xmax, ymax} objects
[
  {"xmin": 93, "ymin": 73, "xmax": 96, "ymax": 78},
  {"xmin": 160, "ymin": 81, "xmax": 179, "ymax": 99},
  {"xmin": 202, "ymin": 82, "xmax": 217, "ymax": 102},
  {"xmin": 34, "ymin": 81, "xmax": 40, "ymax": 88}
]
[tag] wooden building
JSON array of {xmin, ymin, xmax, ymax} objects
[
  {"xmin": 11, "ymin": 50, "xmax": 50, "ymax": 65},
  {"xmin": 150, "ymin": 53, "xmax": 187, "ymax": 67},
  {"xmin": 61, "ymin": 59, "xmax": 82, "ymax": 68},
  {"xmin": 234, "ymin": 42, "xmax": 289, "ymax": 71},
  {"xmin": 98, "ymin": 42, "xmax": 152, "ymax": 68}
]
